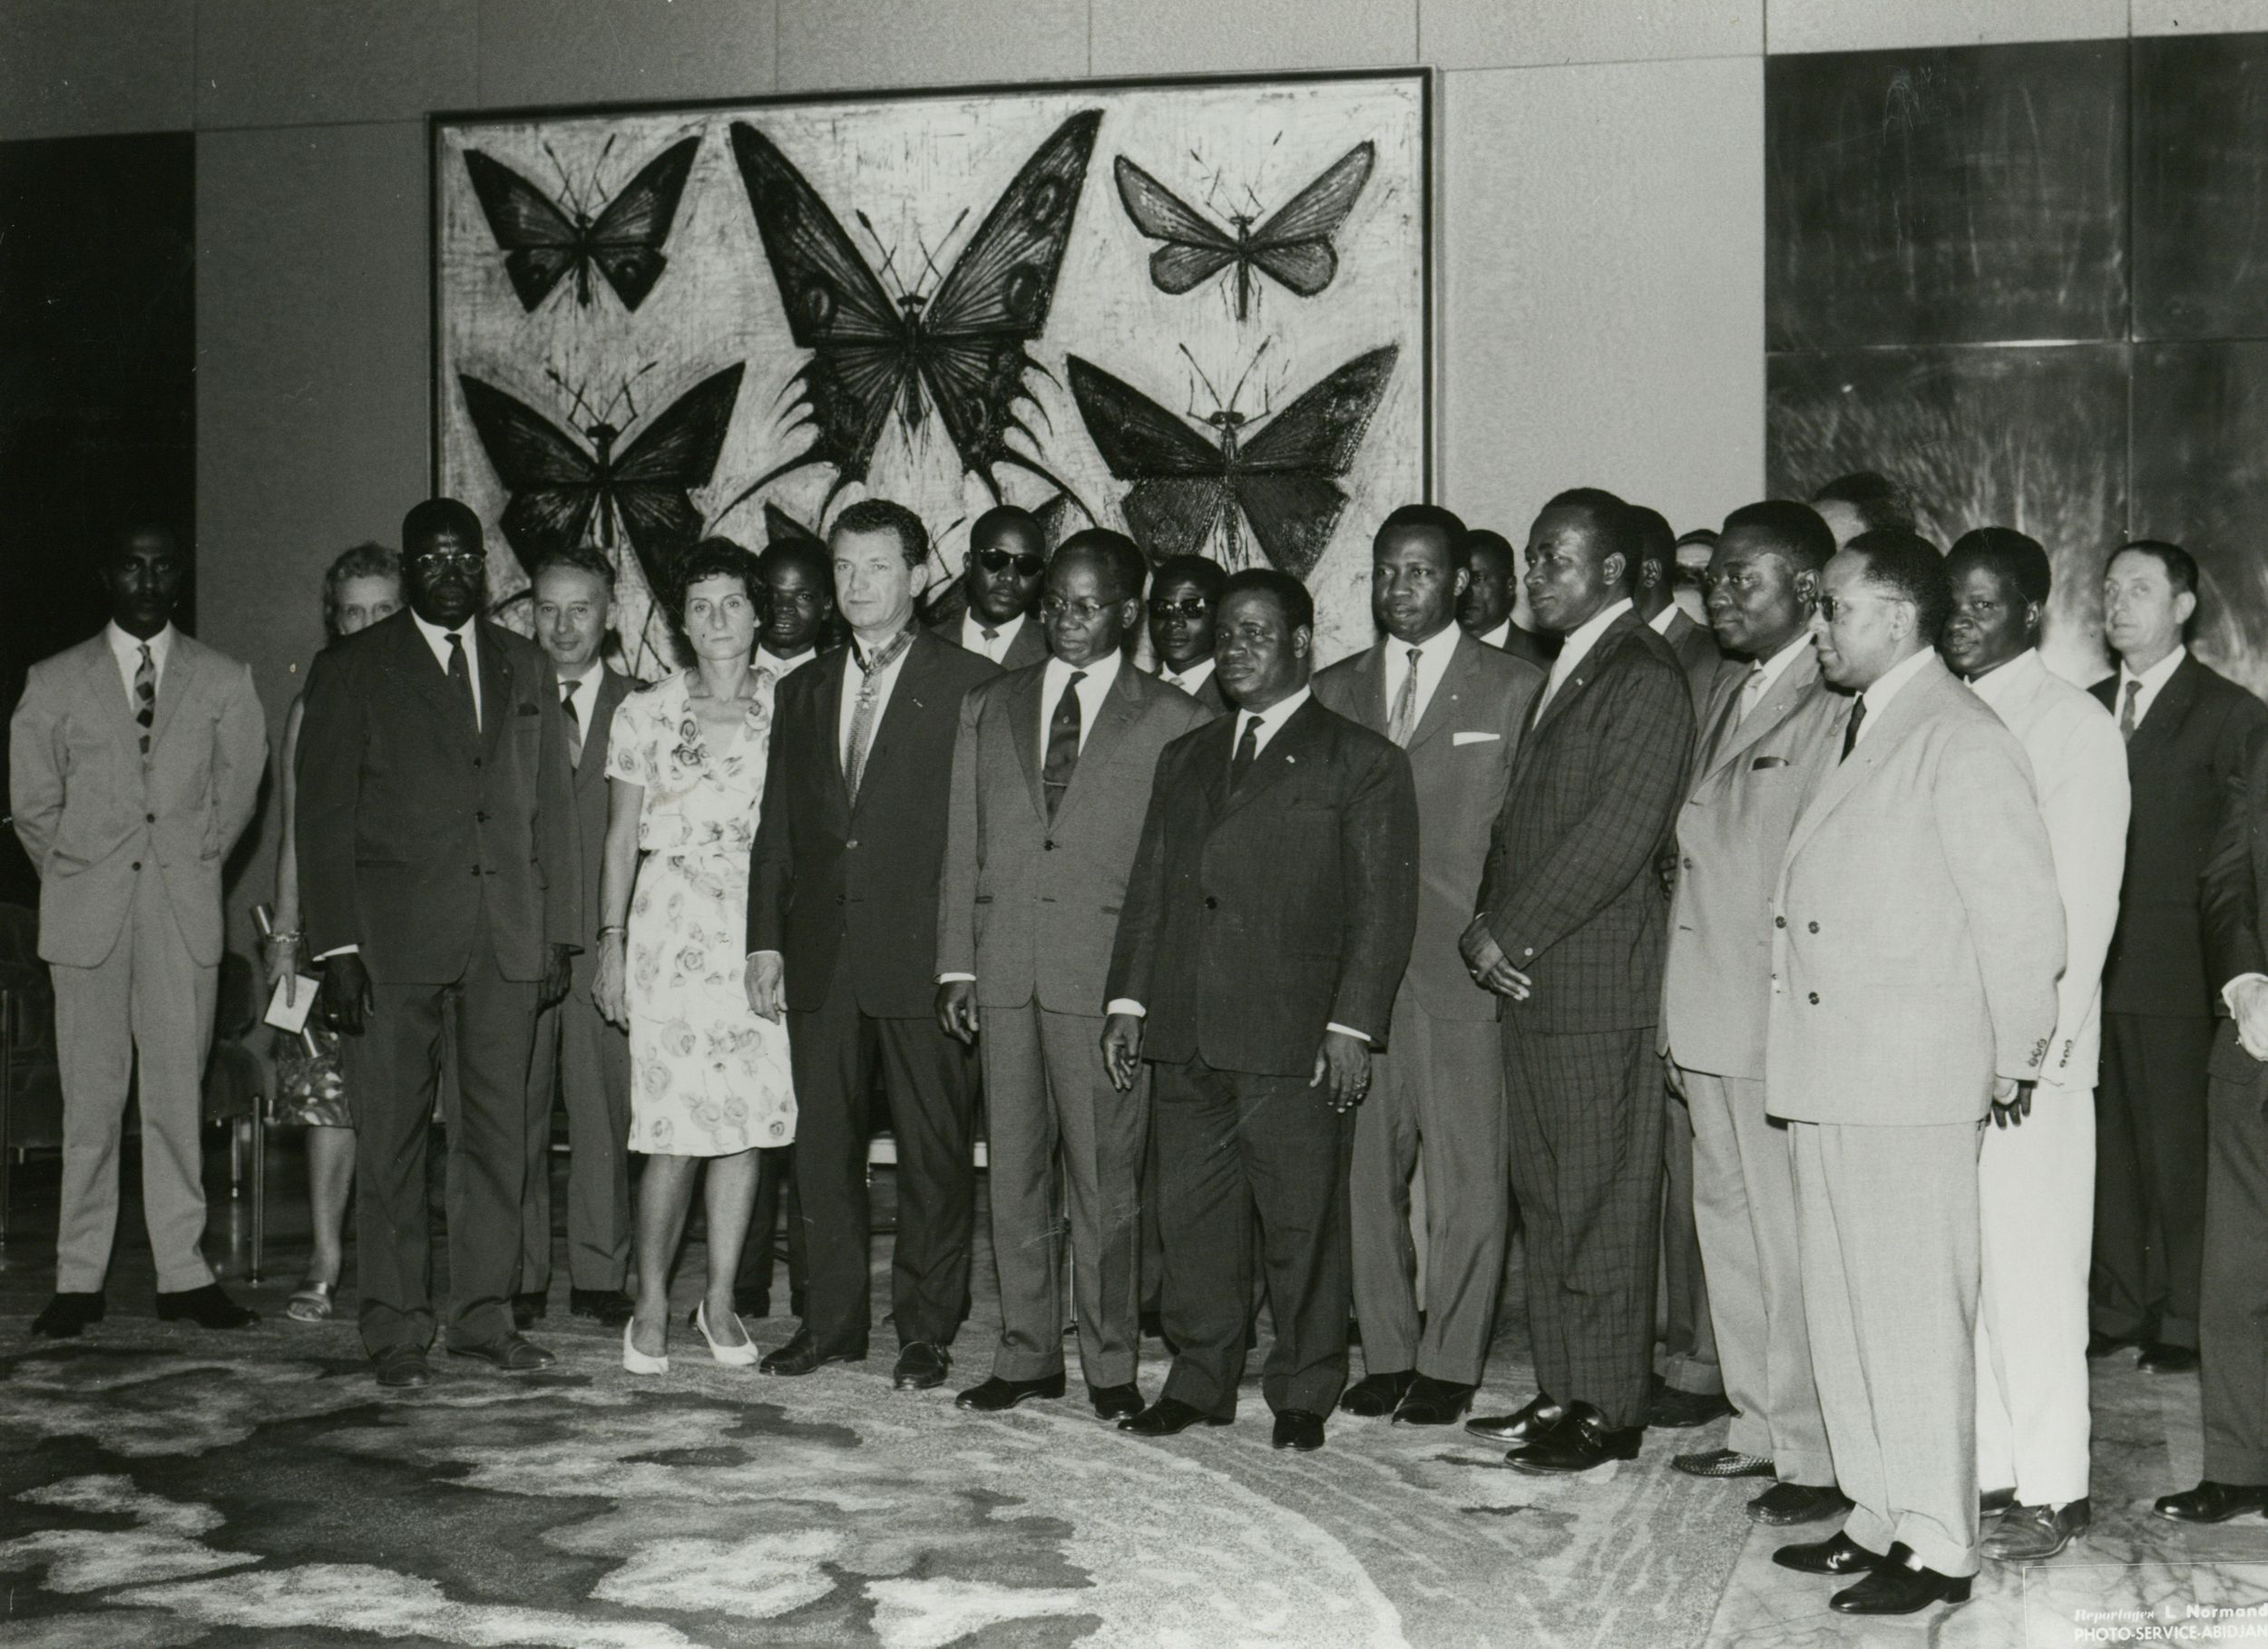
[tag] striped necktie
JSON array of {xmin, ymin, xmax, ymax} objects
[
  {"xmin": 561, "ymin": 679, "xmax": 584, "ymax": 768},
  {"xmin": 133, "ymin": 644, "xmax": 155, "ymax": 756},
  {"xmin": 2119, "ymin": 678, "xmax": 2142, "ymax": 743},
  {"xmin": 1385, "ymin": 647, "xmax": 1422, "ymax": 746}
]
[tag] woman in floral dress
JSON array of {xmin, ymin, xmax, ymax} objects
[{"xmin": 593, "ymin": 539, "xmax": 796, "ymax": 1371}]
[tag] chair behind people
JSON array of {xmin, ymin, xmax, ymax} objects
[
  {"xmin": 0, "ymin": 902, "xmax": 65, "ymax": 1245},
  {"xmin": 200, "ymin": 949, "xmax": 276, "ymax": 1279}
]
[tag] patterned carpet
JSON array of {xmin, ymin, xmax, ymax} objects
[{"xmin": 0, "ymin": 1309, "xmax": 1755, "ymax": 1648}]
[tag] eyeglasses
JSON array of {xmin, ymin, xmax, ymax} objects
[
  {"xmin": 1040, "ymin": 594, "xmax": 1110, "ymax": 622},
  {"xmin": 1148, "ymin": 597, "xmax": 1210, "ymax": 620},
  {"xmin": 409, "ymin": 549, "xmax": 484, "ymax": 571},
  {"xmin": 977, "ymin": 549, "xmax": 1046, "ymax": 579}
]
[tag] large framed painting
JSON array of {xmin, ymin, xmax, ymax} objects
[{"xmin": 432, "ymin": 70, "xmax": 1432, "ymax": 675}]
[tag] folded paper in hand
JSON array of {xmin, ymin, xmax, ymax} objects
[{"xmin": 263, "ymin": 973, "xmax": 322, "ymax": 1034}]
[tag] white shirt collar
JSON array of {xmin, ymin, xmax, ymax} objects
[
  {"xmin": 756, "ymin": 645, "xmax": 815, "ymax": 678},
  {"xmin": 1158, "ymin": 654, "xmax": 1216, "ymax": 692},
  {"xmin": 2117, "ymin": 644, "xmax": 2185, "ymax": 701},
  {"xmin": 104, "ymin": 620, "xmax": 174, "ymax": 681},
  {"xmin": 411, "ymin": 607, "xmax": 474, "ymax": 653},
  {"xmin": 1546, "ymin": 597, "xmax": 1634, "ymax": 689},
  {"xmin": 1043, "ymin": 648, "xmax": 1121, "ymax": 697},
  {"xmin": 1387, "ymin": 621, "xmax": 1461, "ymax": 673},
  {"xmin": 963, "ymin": 610, "xmax": 1027, "ymax": 657},
  {"xmin": 1966, "ymin": 646, "xmax": 2044, "ymax": 709},
  {"xmin": 1750, "ymin": 630, "xmax": 1813, "ymax": 697},
  {"xmin": 1235, "ymin": 685, "xmax": 1312, "ymax": 758},
  {"xmin": 1854, "ymin": 645, "xmax": 1937, "ymax": 727},
  {"xmin": 1647, "ymin": 604, "xmax": 1679, "ymax": 637},
  {"xmin": 1477, "ymin": 618, "xmax": 1512, "ymax": 649}
]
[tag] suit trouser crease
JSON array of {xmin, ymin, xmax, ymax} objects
[
  {"xmin": 1348, "ymin": 986, "xmax": 1508, "ymax": 1384},
  {"xmin": 1790, "ymin": 1117, "xmax": 1981, "ymax": 1578},
  {"xmin": 2202, "ymin": 1038, "xmax": 2268, "ymax": 1483},
  {"xmin": 2094, "ymin": 1012, "xmax": 2210, "ymax": 1347},
  {"xmin": 50, "ymin": 871, "xmax": 219, "ymax": 1294},
  {"xmin": 520, "ymin": 966, "xmax": 633, "ymax": 1294},
  {"xmin": 1976, "ymin": 1085, "xmax": 2095, "ymax": 1507}
]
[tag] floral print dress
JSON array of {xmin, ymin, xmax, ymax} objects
[{"xmin": 605, "ymin": 670, "xmax": 797, "ymax": 1156}]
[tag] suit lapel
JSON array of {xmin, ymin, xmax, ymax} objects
[
  {"xmin": 1708, "ymin": 647, "xmax": 1822, "ymax": 777},
  {"xmin": 1217, "ymin": 696, "xmax": 1320, "ymax": 821},
  {"xmin": 1067, "ymin": 666, "xmax": 1143, "ymax": 805},
  {"xmin": 852, "ymin": 632, "xmax": 936, "ymax": 815},
  {"xmin": 383, "ymin": 614, "xmax": 479, "ymax": 756},
  {"xmin": 148, "ymin": 634, "xmax": 195, "ymax": 749},
  {"xmin": 477, "ymin": 622, "xmax": 513, "ymax": 758},
  {"xmin": 1347, "ymin": 643, "xmax": 1391, "ymax": 737},
  {"xmin": 578, "ymin": 669, "xmax": 630, "ymax": 795},
  {"xmin": 83, "ymin": 641, "xmax": 141, "ymax": 756},
  {"xmin": 1407, "ymin": 634, "xmax": 1478, "ymax": 752},
  {"xmin": 1528, "ymin": 611, "xmax": 1638, "ymax": 745},
  {"xmin": 1012, "ymin": 666, "xmax": 1048, "ymax": 823},
  {"xmin": 2128, "ymin": 653, "xmax": 2201, "ymax": 764},
  {"xmin": 814, "ymin": 648, "xmax": 851, "ymax": 810},
  {"xmin": 1784, "ymin": 661, "xmax": 1939, "ymax": 863}
]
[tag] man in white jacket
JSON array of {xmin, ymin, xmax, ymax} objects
[{"xmin": 1941, "ymin": 529, "xmax": 2129, "ymax": 1560}]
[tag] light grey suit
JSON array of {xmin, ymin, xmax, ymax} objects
[
  {"xmin": 9, "ymin": 629, "xmax": 266, "ymax": 1292},
  {"xmin": 936, "ymin": 656, "xmax": 1207, "ymax": 1386},
  {"xmin": 1314, "ymin": 630, "xmax": 1541, "ymax": 1383},
  {"xmin": 1769, "ymin": 653, "xmax": 2062, "ymax": 1577},
  {"xmin": 1660, "ymin": 642, "xmax": 1843, "ymax": 1480}
]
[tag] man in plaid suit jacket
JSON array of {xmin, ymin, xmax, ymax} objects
[{"xmin": 1461, "ymin": 488, "xmax": 1696, "ymax": 1474}]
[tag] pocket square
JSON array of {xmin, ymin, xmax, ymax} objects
[
  {"xmin": 1452, "ymin": 731, "xmax": 1501, "ymax": 746},
  {"xmin": 517, "ymin": 702, "xmax": 540, "ymax": 717},
  {"xmin": 1749, "ymin": 756, "xmax": 1788, "ymax": 770}
]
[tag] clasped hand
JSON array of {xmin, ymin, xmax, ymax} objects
[{"xmin": 1458, "ymin": 917, "xmax": 1532, "ymax": 1000}]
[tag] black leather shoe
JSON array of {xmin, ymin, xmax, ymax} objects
[
  {"xmin": 1774, "ymin": 1532, "xmax": 1882, "ymax": 1576},
  {"xmin": 1338, "ymin": 1370, "xmax": 1413, "ymax": 1417},
  {"xmin": 2087, "ymin": 1331, "xmax": 2140, "ymax": 1358},
  {"xmin": 760, "ymin": 1328, "xmax": 865, "ymax": 1376},
  {"xmin": 1830, "ymin": 1546, "xmax": 1971, "ymax": 1615},
  {"xmin": 956, "ymin": 1372, "xmax": 1065, "ymax": 1411},
  {"xmin": 894, "ymin": 1342, "xmax": 952, "ymax": 1390},
  {"xmin": 1088, "ymin": 1382, "xmax": 1144, "ymax": 1420},
  {"xmin": 1673, "ymin": 1448, "xmax": 1776, "ymax": 1479},
  {"xmin": 1748, "ymin": 1482, "xmax": 1853, "ymax": 1526},
  {"xmin": 1394, "ymin": 1375, "xmax": 1475, "ymax": 1426},
  {"xmin": 1504, "ymin": 1401, "xmax": 1643, "ymax": 1475},
  {"xmin": 154, "ymin": 1284, "xmax": 257, "ymax": 1330},
  {"xmin": 511, "ymin": 1291, "xmax": 546, "ymax": 1329},
  {"xmin": 1273, "ymin": 1409, "xmax": 1325, "ymax": 1451},
  {"xmin": 1983, "ymin": 1498, "xmax": 2090, "ymax": 1560},
  {"xmin": 1119, "ymin": 1397, "xmax": 1232, "ymax": 1436},
  {"xmin": 30, "ymin": 1291, "xmax": 104, "ymax": 1338},
  {"xmin": 569, "ymin": 1287, "xmax": 634, "ymax": 1327},
  {"xmin": 1647, "ymin": 1381, "xmax": 1735, "ymax": 1429},
  {"xmin": 2155, "ymin": 1481, "xmax": 2268, "ymax": 1524},
  {"xmin": 373, "ymin": 1346, "xmax": 432, "ymax": 1390},
  {"xmin": 446, "ymin": 1332, "xmax": 555, "ymax": 1371},
  {"xmin": 1465, "ymin": 1393, "xmax": 1563, "ymax": 1444},
  {"xmin": 2138, "ymin": 1340, "xmax": 2199, "ymax": 1373}
]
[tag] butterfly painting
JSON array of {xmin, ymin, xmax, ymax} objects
[
  {"xmin": 1068, "ymin": 344, "xmax": 1397, "ymax": 578},
  {"xmin": 463, "ymin": 135, "xmax": 700, "ymax": 312},
  {"xmin": 1114, "ymin": 142, "xmax": 1374, "ymax": 321},
  {"xmin": 719, "ymin": 111, "xmax": 1101, "ymax": 520},
  {"xmin": 456, "ymin": 365, "xmax": 744, "ymax": 603}
]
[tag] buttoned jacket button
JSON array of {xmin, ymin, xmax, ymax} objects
[
  {"xmin": 1774, "ymin": 915, "xmax": 1786, "ymax": 928},
  {"xmin": 1807, "ymin": 990, "xmax": 1820, "ymax": 1005},
  {"xmin": 1203, "ymin": 895, "xmax": 1218, "ymax": 911},
  {"xmin": 1807, "ymin": 921, "xmax": 1819, "ymax": 933}
]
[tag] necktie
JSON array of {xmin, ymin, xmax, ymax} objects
[
  {"xmin": 1739, "ymin": 662, "xmax": 1768, "ymax": 723},
  {"xmin": 1385, "ymin": 646, "xmax": 1422, "ymax": 746},
  {"xmin": 845, "ymin": 627, "xmax": 915, "ymax": 804},
  {"xmin": 561, "ymin": 679, "xmax": 584, "ymax": 768},
  {"xmin": 446, "ymin": 631, "xmax": 478, "ymax": 737},
  {"xmin": 132, "ymin": 644, "xmax": 155, "ymax": 757},
  {"xmin": 1840, "ymin": 692, "xmax": 1867, "ymax": 762},
  {"xmin": 1230, "ymin": 713, "xmax": 1261, "ymax": 792},
  {"xmin": 1041, "ymin": 670, "xmax": 1087, "ymax": 820},
  {"xmin": 2120, "ymin": 678, "xmax": 2143, "ymax": 743},
  {"xmin": 980, "ymin": 624, "xmax": 1000, "ymax": 659}
]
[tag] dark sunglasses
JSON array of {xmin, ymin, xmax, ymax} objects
[
  {"xmin": 977, "ymin": 548, "xmax": 1046, "ymax": 579},
  {"xmin": 1148, "ymin": 597, "xmax": 1210, "ymax": 620}
]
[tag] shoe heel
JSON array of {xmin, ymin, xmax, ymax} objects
[
  {"xmin": 1945, "ymin": 1577, "xmax": 1972, "ymax": 1604},
  {"xmin": 622, "ymin": 1319, "xmax": 669, "ymax": 1376},
  {"xmin": 696, "ymin": 1302, "xmax": 760, "ymax": 1368}
]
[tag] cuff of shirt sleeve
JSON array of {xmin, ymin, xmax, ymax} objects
[
  {"xmin": 938, "ymin": 972, "xmax": 974, "ymax": 985},
  {"xmin": 2224, "ymin": 973, "xmax": 2268, "ymax": 1017},
  {"xmin": 314, "ymin": 944, "xmax": 358, "ymax": 960},
  {"xmin": 1325, "ymin": 1022, "xmax": 1371, "ymax": 1044},
  {"xmin": 1106, "ymin": 1000, "xmax": 1145, "ymax": 1018}
]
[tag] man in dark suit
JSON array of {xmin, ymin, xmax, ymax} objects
[
  {"xmin": 517, "ymin": 547, "xmax": 635, "ymax": 1330},
  {"xmin": 938, "ymin": 532, "xmax": 1209, "ymax": 1420},
  {"xmin": 1145, "ymin": 553, "xmax": 1230, "ymax": 714},
  {"xmin": 1456, "ymin": 527, "xmax": 1557, "ymax": 671},
  {"xmin": 2092, "ymin": 541, "xmax": 2268, "ymax": 1373},
  {"xmin": 1315, "ymin": 505, "xmax": 1541, "ymax": 1426},
  {"xmin": 298, "ymin": 498, "xmax": 579, "ymax": 1389},
  {"xmin": 932, "ymin": 504, "xmax": 1050, "ymax": 669},
  {"xmin": 1104, "ymin": 569, "xmax": 1419, "ymax": 1453},
  {"xmin": 1461, "ymin": 487, "xmax": 1696, "ymax": 1473},
  {"xmin": 747, "ymin": 497, "xmax": 999, "ymax": 1389}
]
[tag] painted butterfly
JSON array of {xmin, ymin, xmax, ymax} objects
[
  {"xmin": 462, "ymin": 136, "xmax": 699, "ymax": 312},
  {"xmin": 1114, "ymin": 142, "xmax": 1374, "ymax": 322}
]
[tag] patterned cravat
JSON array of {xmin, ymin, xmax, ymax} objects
[
  {"xmin": 1385, "ymin": 646, "xmax": 1422, "ymax": 746},
  {"xmin": 1230, "ymin": 713, "xmax": 1262, "ymax": 792},
  {"xmin": 133, "ymin": 644, "xmax": 155, "ymax": 757},
  {"xmin": 561, "ymin": 679, "xmax": 583, "ymax": 768},
  {"xmin": 1840, "ymin": 692, "xmax": 1867, "ymax": 763},
  {"xmin": 2120, "ymin": 678, "xmax": 2143, "ymax": 743},
  {"xmin": 446, "ymin": 631, "xmax": 478, "ymax": 736},
  {"xmin": 1041, "ymin": 671, "xmax": 1086, "ymax": 821},
  {"xmin": 845, "ymin": 626, "xmax": 916, "ymax": 803}
]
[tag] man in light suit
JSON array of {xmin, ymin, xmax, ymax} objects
[
  {"xmin": 1145, "ymin": 553, "xmax": 1229, "ymax": 715},
  {"xmin": 10, "ymin": 523, "xmax": 267, "ymax": 1337},
  {"xmin": 517, "ymin": 548, "xmax": 637, "ymax": 1331},
  {"xmin": 1939, "ymin": 529, "xmax": 2128, "ymax": 1562},
  {"xmin": 933, "ymin": 505, "xmax": 1051, "ymax": 669},
  {"xmin": 1460, "ymin": 488, "xmax": 1694, "ymax": 1474},
  {"xmin": 1315, "ymin": 504, "xmax": 1541, "ymax": 1426},
  {"xmin": 1767, "ymin": 529, "xmax": 2062, "ymax": 1615},
  {"xmin": 1456, "ymin": 528, "xmax": 1556, "ymax": 671},
  {"xmin": 1104, "ymin": 569, "xmax": 1419, "ymax": 1453},
  {"xmin": 938, "ymin": 531, "xmax": 1208, "ymax": 1420},
  {"xmin": 1658, "ymin": 501, "xmax": 1846, "ymax": 1525}
]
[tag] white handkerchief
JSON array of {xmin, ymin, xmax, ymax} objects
[
  {"xmin": 263, "ymin": 973, "xmax": 322, "ymax": 1034},
  {"xmin": 1452, "ymin": 731, "xmax": 1501, "ymax": 746}
]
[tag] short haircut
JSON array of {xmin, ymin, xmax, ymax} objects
[
  {"xmin": 1152, "ymin": 552, "xmax": 1228, "ymax": 603},
  {"xmin": 1543, "ymin": 486, "xmax": 1638, "ymax": 581},
  {"xmin": 1811, "ymin": 470, "xmax": 1917, "ymax": 535},
  {"xmin": 830, "ymin": 496, "xmax": 928, "ymax": 570},
  {"xmin": 1948, "ymin": 527, "xmax": 2051, "ymax": 608},
  {"xmin": 1375, "ymin": 503, "xmax": 1471, "ymax": 569},
  {"xmin": 1221, "ymin": 566, "xmax": 1315, "ymax": 635},
  {"xmin": 402, "ymin": 496, "xmax": 483, "ymax": 553},
  {"xmin": 1721, "ymin": 499, "xmax": 1836, "ymax": 574},
  {"xmin": 1847, "ymin": 526, "xmax": 1951, "ymax": 639},
  {"xmin": 320, "ymin": 542, "xmax": 400, "ymax": 637},
  {"xmin": 1056, "ymin": 527, "xmax": 1146, "ymax": 602},
  {"xmin": 969, "ymin": 503, "xmax": 1046, "ymax": 557},
  {"xmin": 2108, "ymin": 538, "xmax": 2199, "ymax": 600},
  {"xmin": 757, "ymin": 535, "xmax": 831, "ymax": 589},
  {"xmin": 1628, "ymin": 504, "xmax": 1676, "ymax": 580},
  {"xmin": 1673, "ymin": 527, "xmax": 1721, "ymax": 554},
  {"xmin": 530, "ymin": 543, "xmax": 616, "ymax": 596},
  {"xmin": 667, "ymin": 535, "xmax": 763, "ymax": 665},
  {"xmin": 107, "ymin": 519, "xmax": 184, "ymax": 563},
  {"xmin": 1460, "ymin": 528, "xmax": 1516, "ymax": 575}
]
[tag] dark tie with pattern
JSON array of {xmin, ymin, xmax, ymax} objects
[
  {"xmin": 446, "ymin": 631, "xmax": 478, "ymax": 737},
  {"xmin": 1840, "ymin": 691, "xmax": 1867, "ymax": 762},
  {"xmin": 1230, "ymin": 713, "xmax": 1261, "ymax": 792},
  {"xmin": 1041, "ymin": 671, "xmax": 1087, "ymax": 820},
  {"xmin": 562, "ymin": 679, "xmax": 583, "ymax": 768},
  {"xmin": 132, "ymin": 644, "xmax": 154, "ymax": 757},
  {"xmin": 2120, "ymin": 678, "xmax": 2142, "ymax": 743}
]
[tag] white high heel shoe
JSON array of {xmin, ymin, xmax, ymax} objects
[
  {"xmin": 696, "ymin": 1301, "xmax": 759, "ymax": 1367},
  {"xmin": 622, "ymin": 1317, "xmax": 669, "ymax": 1375}
]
